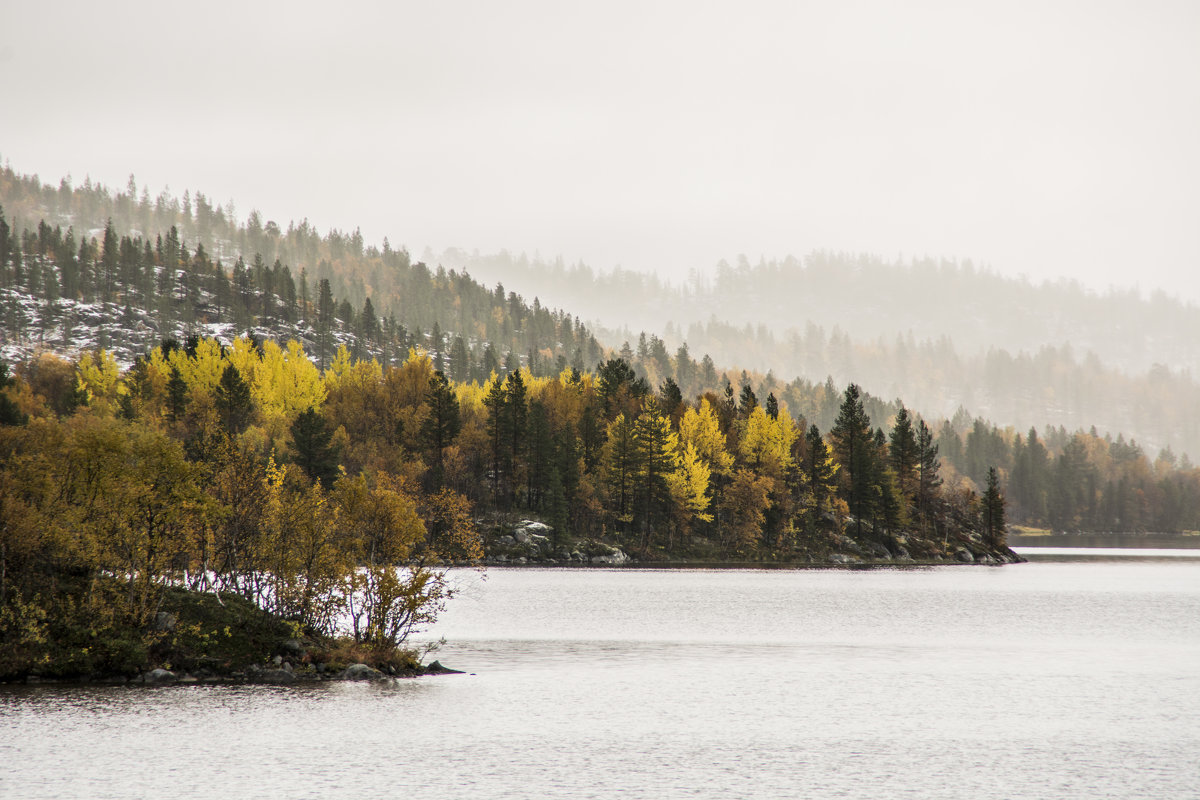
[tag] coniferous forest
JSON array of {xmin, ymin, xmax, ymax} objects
[{"xmin": 2, "ymin": 163, "xmax": 1200, "ymax": 678}]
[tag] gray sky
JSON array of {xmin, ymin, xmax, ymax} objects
[{"xmin": 4, "ymin": 0, "xmax": 1199, "ymax": 300}]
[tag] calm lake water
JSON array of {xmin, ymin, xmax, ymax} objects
[{"xmin": 3, "ymin": 556, "xmax": 1199, "ymax": 799}]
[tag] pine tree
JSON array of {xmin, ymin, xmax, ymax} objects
[
  {"xmin": 830, "ymin": 383, "xmax": 878, "ymax": 536},
  {"xmin": 166, "ymin": 365, "xmax": 189, "ymax": 423},
  {"xmin": 765, "ymin": 392, "xmax": 779, "ymax": 420},
  {"xmin": 290, "ymin": 407, "xmax": 341, "ymax": 487},
  {"xmin": 422, "ymin": 371, "xmax": 461, "ymax": 490},
  {"xmin": 525, "ymin": 399, "xmax": 553, "ymax": 509},
  {"xmin": 889, "ymin": 405, "xmax": 919, "ymax": 504},
  {"xmin": 215, "ymin": 363, "xmax": 253, "ymax": 434},
  {"xmin": 449, "ymin": 336, "xmax": 470, "ymax": 383},
  {"xmin": 316, "ymin": 278, "xmax": 335, "ymax": 370},
  {"xmin": 633, "ymin": 398, "xmax": 679, "ymax": 551},
  {"xmin": 600, "ymin": 413, "xmax": 638, "ymax": 534},
  {"xmin": 982, "ymin": 466, "xmax": 1007, "ymax": 547},
  {"xmin": 738, "ymin": 384, "xmax": 758, "ymax": 417},
  {"xmin": 915, "ymin": 419, "xmax": 943, "ymax": 530},
  {"xmin": 806, "ymin": 424, "xmax": 839, "ymax": 528}
]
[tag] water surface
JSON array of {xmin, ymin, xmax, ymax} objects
[{"xmin": 3, "ymin": 560, "xmax": 1198, "ymax": 799}]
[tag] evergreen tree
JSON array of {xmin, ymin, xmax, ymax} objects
[
  {"xmin": 316, "ymin": 278, "xmax": 335, "ymax": 370},
  {"xmin": 0, "ymin": 361, "xmax": 27, "ymax": 426},
  {"xmin": 0, "ymin": 205, "xmax": 10, "ymax": 285},
  {"xmin": 214, "ymin": 363, "xmax": 253, "ymax": 434},
  {"xmin": 633, "ymin": 398, "xmax": 679, "ymax": 551},
  {"xmin": 525, "ymin": 399, "xmax": 553, "ymax": 509},
  {"xmin": 100, "ymin": 219, "xmax": 118, "ymax": 303},
  {"xmin": 449, "ymin": 336, "xmax": 470, "ymax": 383},
  {"xmin": 765, "ymin": 392, "xmax": 779, "ymax": 420},
  {"xmin": 166, "ymin": 366, "xmax": 189, "ymax": 423},
  {"xmin": 600, "ymin": 413, "xmax": 638, "ymax": 534},
  {"xmin": 830, "ymin": 383, "xmax": 878, "ymax": 536},
  {"xmin": 290, "ymin": 407, "xmax": 342, "ymax": 487},
  {"xmin": 915, "ymin": 419, "xmax": 943, "ymax": 530},
  {"xmin": 738, "ymin": 384, "xmax": 758, "ymax": 417},
  {"xmin": 806, "ymin": 425, "xmax": 839, "ymax": 528},
  {"xmin": 981, "ymin": 466, "xmax": 1007, "ymax": 547},
  {"xmin": 360, "ymin": 297, "xmax": 379, "ymax": 346},
  {"xmin": 421, "ymin": 371, "xmax": 461, "ymax": 490},
  {"xmin": 889, "ymin": 405, "xmax": 919, "ymax": 504}
]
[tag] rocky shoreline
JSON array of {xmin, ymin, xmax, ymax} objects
[
  {"xmin": 15, "ymin": 659, "xmax": 464, "ymax": 687},
  {"xmin": 484, "ymin": 519, "xmax": 1024, "ymax": 568}
]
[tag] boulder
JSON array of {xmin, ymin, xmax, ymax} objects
[
  {"xmin": 827, "ymin": 553, "xmax": 860, "ymax": 565},
  {"xmin": 590, "ymin": 547, "xmax": 630, "ymax": 565},
  {"xmin": 153, "ymin": 612, "xmax": 178, "ymax": 632},
  {"xmin": 143, "ymin": 668, "xmax": 178, "ymax": 685},
  {"xmin": 955, "ymin": 548, "xmax": 975, "ymax": 563},
  {"xmin": 338, "ymin": 663, "xmax": 387, "ymax": 681},
  {"xmin": 260, "ymin": 668, "xmax": 296, "ymax": 684},
  {"xmin": 423, "ymin": 660, "xmax": 465, "ymax": 675}
]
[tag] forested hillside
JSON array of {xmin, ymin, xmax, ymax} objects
[
  {"xmin": 438, "ymin": 249, "xmax": 1200, "ymax": 461},
  {"xmin": 1, "ymin": 162, "xmax": 1198, "ymax": 535}
]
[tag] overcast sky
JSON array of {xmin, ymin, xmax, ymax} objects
[{"xmin": 4, "ymin": 0, "xmax": 1199, "ymax": 300}]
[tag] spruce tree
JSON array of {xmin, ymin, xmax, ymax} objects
[
  {"xmin": 166, "ymin": 366, "xmax": 189, "ymax": 423},
  {"xmin": 982, "ymin": 466, "xmax": 1007, "ymax": 547},
  {"xmin": 290, "ymin": 407, "xmax": 341, "ymax": 487},
  {"xmin": 830, "ymin": 383, "xmax": 878, "ymax": 536},
  {"xmin": 806, "ymin": 424, "xmax": 839, "ymax": 529},
  {"xmin": 422, "ymin": 371, "xmax": 461, "ymax": 490},
  {"xmin": 215, "ymin": 363, "xmax": 252, "ymax": 434}
]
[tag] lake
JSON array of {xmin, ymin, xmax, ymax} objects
[{"xmin": 3, "ymin": 555, "xmax": 1198, "ymax": 799}]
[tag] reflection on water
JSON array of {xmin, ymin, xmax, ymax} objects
[{"xmin": 3, "ymin": 561, "xmax": 1199, "ymax": 800}]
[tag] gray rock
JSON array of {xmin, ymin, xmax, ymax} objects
[
  {"xmin": 144, "ymin": 668, "xmax": 178, "ymax": 685},
  {"xmin": 280, "ymin": 638, "xmax": 305, "ymax": 656},
  {"xmin": 497, "ymin": 535, "xmax": 516, "ymax": 546},
  {"xmin": 154, "ymin": 612, "xmax": 177, "ymax": 632},
  {"xmin": 590, "ymin": 548, "xmax": 630, "ymax": 565},
  {"xmin": 955, "ymin": 548, "xmax": 975, "ymax": 563},
  {"xmin": 260, "ymin": 668, "xmax": 296, "ymax": 684},
  {"xmin": 338, "ymin": 663, "xmax": 387, "ymax": 681},
  {"xmin": 828, "ymin": 553, "xmax": 860, "ymax": 565}
]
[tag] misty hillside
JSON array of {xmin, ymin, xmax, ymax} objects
[
  {"xmin": 438, "ymin": 249, "xmax": 1198, "ymax": 376},
  {"xmin": 434, "ymin": 249, "xmax": 1200, "ymax": 460}
]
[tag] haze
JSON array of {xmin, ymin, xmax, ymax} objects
[{"xmin": 4, "ymin": 0, "xmax": 1198, "ymax": 301}]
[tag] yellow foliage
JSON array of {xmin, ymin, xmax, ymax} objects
[
  {"xmin": 76, "ymin": 350, "xmax": 124, "ymax": 407},
  {"xmin": 679, "ymin": 398, "xmax": 734, "ymax": 476},
  {"xmin": 168, "ymin": 338, "xmax": 226, "ymax": 397},
  {"xmin": 740, "ymin": 406, "xmax": 797, "ymax": 475},
  {"xmin": 669, "ymin": 440, "xmax": 714, "ymax": 523}
]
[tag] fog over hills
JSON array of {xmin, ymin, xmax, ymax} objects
[{"xmin": 438, "ymin": 247, "xmax": 1200, "ymax": 459}]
